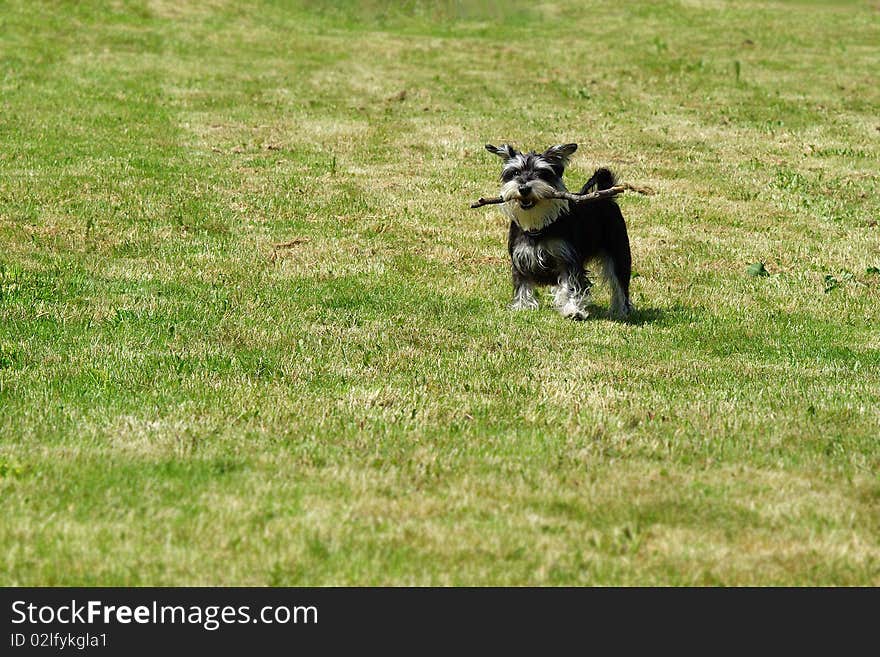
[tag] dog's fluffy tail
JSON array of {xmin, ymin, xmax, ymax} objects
[{"xmin": 579, "ymin": 167, "xmax": 617, "ymax": 194}]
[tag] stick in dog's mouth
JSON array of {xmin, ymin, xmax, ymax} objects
[{"xmin": 470, "ymin": 184, "xmax": 654, "ymax": 209}]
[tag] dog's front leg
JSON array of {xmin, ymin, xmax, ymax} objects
[
  {"xmin": 510, "ymin": 272, "xmax": 539, "ymax": 310},
  {"xmin": 554, "ymin": 269, "xmax": 592, "ymax": 320}
]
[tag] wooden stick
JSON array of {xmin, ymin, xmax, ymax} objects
[{"xmin": 470, "ymin": 183, "xmax": 655, "ymax": 209}]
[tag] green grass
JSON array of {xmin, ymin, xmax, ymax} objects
[{"xmin": 1, "ymin": 0, "xmax": 879, "ymax": 585}]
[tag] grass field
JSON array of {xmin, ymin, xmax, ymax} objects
[{"xmin": 1, "ymin": 0, "xmax": 878, "ymax": 585}]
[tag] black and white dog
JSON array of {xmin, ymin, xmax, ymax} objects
[{"xmin": 485, "ymin": 143, "xmax": 633, "ymax": 320}]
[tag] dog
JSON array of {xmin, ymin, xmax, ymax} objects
[{"xmin": 484, "ymin": 142, "xmax": 633, "ymax": 320}]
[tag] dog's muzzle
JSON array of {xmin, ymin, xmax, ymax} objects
[{"xmin": 517, "ymin": 186, "xmax": 536, "ymax": 209}]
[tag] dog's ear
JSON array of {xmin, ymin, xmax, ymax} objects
[
  {"xmin": 485, "ymin": 144, "xmax": 517, "ymax": 160},
  {"xmin": 543, "ymin": 143, "xmax": 578, "ymax": 164}
]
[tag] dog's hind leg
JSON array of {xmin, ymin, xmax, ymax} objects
[
  {"xmin": 603, "ymin": 255, "xmax": 632, "ymax": 319},
  {"xmin": 600, "ymin": 202, "xmax": 634, "ymax": 319}
]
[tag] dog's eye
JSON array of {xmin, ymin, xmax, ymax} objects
[
  {"xmin": 536, "ymin": 169, "xmax": 558, "ymax": 182},
  {"xmin": 501, "ymin": 169, "xmax": 519, "ymax": 182}
]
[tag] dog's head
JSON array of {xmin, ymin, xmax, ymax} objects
[{"xmin": 485, "ymin": 143, "xmax": 577, "ymax": 231}]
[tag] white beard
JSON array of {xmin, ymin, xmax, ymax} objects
[{"xmin": 498, "ymin": 180, "xmax": 570, "ymax": 232}]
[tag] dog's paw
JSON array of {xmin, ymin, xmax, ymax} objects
[
  {"xmin": 560, "ymin": 301, "xmax": 589, "ymax": 321},
  {"xmin": 610, "ymin": 299, "xmax": 634, "ymax": 320}
]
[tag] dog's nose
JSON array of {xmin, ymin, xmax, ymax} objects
[{"xmin": 518, "ymin": 185, "xmax": 531, "ymax": 197}]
